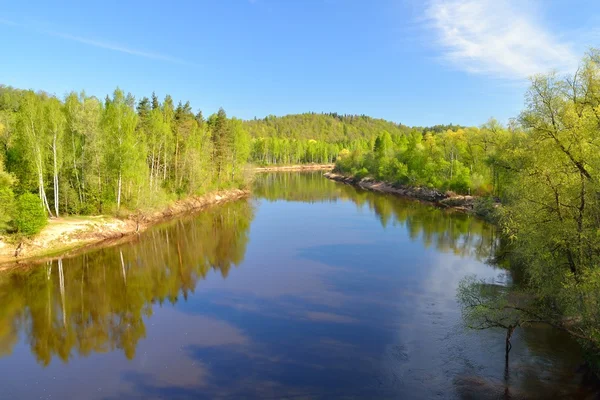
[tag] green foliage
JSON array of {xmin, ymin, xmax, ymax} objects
[
  {"xmin": 0, "ymin": 85, "xmax": 254, "ymax": 225},
  {"xmin": 334, "ymin": 125, "xmax": 520, "ymax": 195},
  {"xmin": 14, "ymin": 193, "xmax": 47, "ymax": 236},
  {"xmin": 457, "ymin": 276, "xmax": 524, "ymax": 331},
  {"xmin": 244, "ymin": 113, "xmax": 412, "ymax": 166},
  {"xmin": 454, "ymin": 49, "xmax": 600, "ymax": 356},
  {"xmin": 0, "ymin": 159, "xmax": 15, "ymax": 232}
]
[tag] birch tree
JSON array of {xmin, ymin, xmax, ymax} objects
[
  {"xmin": 16, "ymin": 92, "xmax": 53, "ymax": 216},
  {"xmin": 102, "ymin": 89, "xmax": 139, "ymax": 211},
  {"xmin": 45, "ymin": 97, "xmax": 65, "ymax": 217}
]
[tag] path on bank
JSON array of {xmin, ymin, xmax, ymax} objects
[{"xmin": 253, "ymin": 164, "xmax": 334, "ymax": 172}]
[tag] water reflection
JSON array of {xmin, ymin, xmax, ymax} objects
[
  {"xmin": 0, "ymin": 172, "xmax": 595, "ymax": 399},
  {"xmin": 0, "ymin": 200, "xmax": 253, "ymax": 365},
  {"xmin": 256, "ymin": 171, "xmax": 498, "ymax": 261}
]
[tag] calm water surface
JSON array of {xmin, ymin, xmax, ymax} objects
[{"xmin": 0, "ymin": 172, "xmax": 596, "ymax": 399}]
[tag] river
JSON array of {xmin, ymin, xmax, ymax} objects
[{"xmin": 0, "ymin": 172, "xmax": 596, "ymax": 399}]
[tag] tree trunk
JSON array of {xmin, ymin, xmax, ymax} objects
[
  {"xmin": 505, "ymin": 325, "xmax": 515, "ymax": 366},
  {"xmin": 53, "ymin": 133, "xmax": 60, "ymax": 217},
  {"xmin": 71, "ymin": 131, "xmax": 83, "ymax": 206},
  {"xmin": 37, "ymin": 151, "xmax": 54, "ymax": 217},
  {"xmin": 117, "ymin": 170, "xmax": 122, "ymax": 210}
]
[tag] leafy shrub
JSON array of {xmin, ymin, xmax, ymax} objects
[
  {"xmin": 14, "ymin": 193, "xmax": 47, "ymax": 236},
  {"xmin": 354, "ymin": 167, "xmax": 370, "ymax": 180},
  {"xmin": 447, "ymin": 174, "xmax": 471, "ymax": 194},
  {"xmin": 0, "ymin": 170, "xmax": 15, "ymax": 232}
]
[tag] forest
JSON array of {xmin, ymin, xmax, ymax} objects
[
  {"xmin": 3, "ymin": 47, "xmax": 600, "ymax": 368},
  {"xmin": 0, "ymin": 87, "xmax": 253, "ymax": 236},
  {"xmin": 0, "ymin": 86, "xmax": 431, "ymax": 236},
  {"xmin": 336, "ymin": 49, "xmax": 600, "ymax": 361},
  {"xmin": 243, "ymin": 113, "xmax": 415, "ymax": 165}
]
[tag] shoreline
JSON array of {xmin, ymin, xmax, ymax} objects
[
  {"xmin": 0, "ymin": 188, "xmax": 249, "ymax": 267},
  {"xmin": 253, "ymin": 164, "xmax": 334, "ymax": 172},
  {"xmin": 324, "ymin": 172, "xmax": 478, "ymax": 212}
]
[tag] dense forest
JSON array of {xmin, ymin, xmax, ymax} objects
[
  {"xmin": 335, "ymin": 118, "xmax": 519, "ymax": 196},
  {"xmin": 0, "ymin": 84, "xmax": 460, "ymax": 236},
  {"xmin": 0, "ymin": 87, "xmax": 252, "ymax": 235},
  {"xmin": 336, "ymin": 50, "xmax": 600, "ymax": 359},
  {"xmin": 243, "ymin": 113, "xmax": 414, "ymax": 165},
  {"xmin": 243, "ymin": 113, "xmax": 460, "ymax": 166}
]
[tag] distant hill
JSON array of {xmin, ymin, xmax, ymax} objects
[{"xmin": 243, "ymin": 112, "xmax": 417, "ymax": 142}]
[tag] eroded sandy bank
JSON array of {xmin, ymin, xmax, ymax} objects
[
  {"xmin": 0, "ymin": 189, "xmax": 249, "ymax": 267},
  {"xmin": 253, "ymin": 164, "xmax": 334, "ymax": 172}
]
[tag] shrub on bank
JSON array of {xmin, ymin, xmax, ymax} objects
[{"xmin": 14, "ymin": 193, "xmax": 48, "ymax": 236}]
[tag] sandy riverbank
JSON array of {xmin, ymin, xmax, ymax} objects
[
  {"xmin": 253, "ymin": 164, "xmax": 334, "ymax": 172},
  {"xmin": 0, "ymin": 189, "xmax": 249, "ymax": 266}
]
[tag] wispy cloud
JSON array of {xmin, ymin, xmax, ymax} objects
[
  {"xmin": 0, "ymin": 18, "xmax": 193, "ymax": 66},
  {"xmin": 424, "ymin": 0, "xmax": 579, "ymax": 80}
]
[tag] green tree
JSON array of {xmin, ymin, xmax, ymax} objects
[
  {"xmin": 14, "ymin": 192, "xmax": 47, "ymax": 236},
  {"xmin": 229, "ymin": 118, "xmax": 250, "ymax": 183},
  {"xmin": 15, "ymin": 92, "xmax": 53, "ymax": 216},
  {"xmin": 101, "ymin": 89, "xmax": 141, "ymax": 211},
  {"xmin": 0, "ymin": 158, "xmax": 15, "ymax": 231},
  {"xmin": 45, "ymin": 97, "xmax": 65, "ymax": 217},
  {"xmin": 209, "ymin": 108, "xmax": 231, "ymax": 184}
]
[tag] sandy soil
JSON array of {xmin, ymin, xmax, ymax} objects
[
  {"xmin": 0, "ymin": 188, "xmax": 249, "ymax": 267},
  {"xmin": 253, "ymin": 164, "xmax": 334, "ymax": 172}
]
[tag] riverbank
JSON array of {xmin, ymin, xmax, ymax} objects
[
  {"xmin": 324, "ymin": 172, "xmax": 479, "ymax": 212},
  {"xmin": 0, "ymin": 188, "xmax": 249, "ymax": 266},
  {"xmin": 254, "ymin": 163, "xmax": 334, "ymax": 172}
]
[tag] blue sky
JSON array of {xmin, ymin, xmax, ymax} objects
[{"xmin": 1, "ymin": 0, "xmax": 598, "ymax": 126}]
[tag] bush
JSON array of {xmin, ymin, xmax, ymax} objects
[
  {"xmin": 14, "ymin": 193, "xmax": 48, "ymax": 236},
  {"xmin": 354, "ymin": 167, "xmax": 370, "ymax": 180},
  {"xmin": 0, "ymin": 171, "xmax": 15, "ymax": 233}
]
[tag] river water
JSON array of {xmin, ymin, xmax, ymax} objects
[{"xmin": 0, "ymin": 172, "xmax": 596, "ymax": 399}]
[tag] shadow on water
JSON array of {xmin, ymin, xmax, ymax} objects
[{"xmin": 0, "ymin": 171, "xmax": 597, "ymax": 399}]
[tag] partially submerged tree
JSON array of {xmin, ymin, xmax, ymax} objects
[
  {"xmin": 458, "ymin": 276, "xmax": 530, "ymax": 365},
  {"xmin": 458, "ymin": 276, "xmax": 598, "ymax": 372}
]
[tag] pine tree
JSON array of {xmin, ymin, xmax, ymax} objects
[
  {"xmin": 137, "ymin": 97, "xmax": 151, "ymax": 120},
  {"xmin": 151, "ymin": 92, "xmax": 160, "ymax": 110}
]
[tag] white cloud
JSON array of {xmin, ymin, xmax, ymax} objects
[
  {"xmin": 0, "ymin": 18, "xmax": 193, "ymax": 66},
  {"xmin": 425, "ymin": 0, "xmax": 579, "ymax": 80}
]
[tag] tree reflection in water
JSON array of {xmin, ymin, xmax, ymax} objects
[
  {"xmin": 0, "ymin": 200, "xmax": 254, "ymax": 365},
  {"xmin": 0, "ymin": 172, "xmax": 497, "ymax": 366}
]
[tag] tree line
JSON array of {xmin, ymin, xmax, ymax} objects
[
  {"xmin": 243, "ymin": 112, "xmax": 417, "ymax": 166},
  {"xmin": 335, "ymin": 49, "xmax": 600, "ymax": 360},
  {"xmin": 1, "ymin": 84, "xmax": 469, "ymax": 236},
  {"xmin": 334, "ymin": 118, "xmax": 521, "ymax": 197},
  {"xmin": 0, "ymin": 87, "xmax": 251, "ymax": 235}
]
